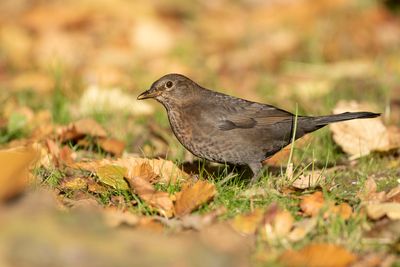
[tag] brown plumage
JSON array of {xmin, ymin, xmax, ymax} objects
[{"xmin": 138, "ymin": 73, "xmax": 380, "ymax": 182}]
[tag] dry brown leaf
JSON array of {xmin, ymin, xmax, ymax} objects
[
  {"xmin": 329, "ymin": 101, "xmax": 389, "ymax": 159},
  {"xmin": 58, "ymin": 118, "xmax": 107, "ymax": 142},
  {"xmin": 387, "ymin": 186, "xmax": 400, "ymax": 203},
  {"xmin": 358, "ymin": 176, "xmax": 398, "ymax": 203},
  {"xmin": 0, "ymin": 146, "xmax": 39, "ymax": 202},
  {"xmin": 46, "ymin": 140, "xmax": 75, "ymax": 167},
  {"xmin": 366, "ymin": 203, "xmax": 400, "ymax": 220},
  {"xmin": 126, "ymin": 175, "xmax": 174, "ymax": 218},
  {"xmin": 292, "ymin": 170, "xmax": 326, "ymax": 189},
  {"xmin": 174, "ymin": 180, "xmax": 217, "ymax": 217},
  {"xmin": 74, "ymin": 157, "xmax": 189, "ymax": 184},
  {"xmin": 129, "ymin": 162, "xmax": 159, "ymax": 184},
  {"xmin": 280, "ymin": 243, "xmax": 357, "ymax": 267},
  {"xmin": 96, "ymin": 137, "xmax": 125, "ymax": 156},
  {"xmin": 300, "ymin": 191, "xmax": 325, "ymax": 217},
  {"xmin": 351, "ymin": 253, "xmax": 396, "ymax": 267},
  {"xmin": 231, "ymin": 208, "xmax": 264, "ymax": 235}
]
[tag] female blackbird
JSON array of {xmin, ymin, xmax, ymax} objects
[{"xmin": 138, "ymin": 73, "xmax": 380, "ymax": 182}]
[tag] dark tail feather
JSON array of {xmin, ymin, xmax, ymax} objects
[
  {"xmin": 313, "ymin": 112, "xmax": 380, "ymax": 126},
  {"xmin": 297, "ymin": 112, "xmax": 380, "ymax": 136}
]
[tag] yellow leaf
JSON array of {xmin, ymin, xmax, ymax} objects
[
  {"xmin": 96, "ymin": 165, "xmax": 129, "ymax": 190},
  {"xmin": 0, "ymin": 146, "xmax": 39, "ymax": 202},
  {"xmin": 60, "ymin": 177, "xmax": 88, "ymax": 191}
]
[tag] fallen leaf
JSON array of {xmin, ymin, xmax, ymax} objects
[
  {"xmin": 128, "ymin": 162, "xmax": 159, "ymax": 184},
  {"xmin": 300, "ymin": 191, "xmax": 325, "ymax": 217},
  {"xmin": 73, "ymin": 156, "xmax": 189, "ymax": 184},
  {"xmin": 0, "ymin": 146, "xmax": 39, "ymax": 202},
  {"xmin": 96, "ymin": 165, "xmax": 129, "ymax": 190},
  {"xmin": 264, "ymin": 147, "xmax": 290, "ymax": 166},
  {"xmin": 174, "ymin": 180, "xmax": 217, "ymax": 217},
  {"xmin": 87, "ymin": 180, "xmax": 108, "ymax": 194},
  {"xmin": 261, "ymin": 209, "xmax": 294, "ymax": 242},
  {"xmin": 351, "ymin": 253, "xmax": 396, "ymax": 267},
  {"xmin": 288, "ymin": 218, "xmax": 317, "ymax": 242},
  {"xmin": 126, "ymin": 175, "xmax": 174, "ymax": 218},
  {"xmin": 280, "ymin": 243, "xmax": 357, "ymax": 267},
  {"xmin": 60, "ymin": 177, "xmax": 88, "ymax": 191},
  {"xmin": 358, "ymin": 176, "xmax": 398, "ymax": 203},
  {"xmin": 331, "ymin": 203, "xmax": 353, "ymax": 220},
  {"xmin": 292, "ymin": 170, "xmax": 326, "ymax": 189},
  {"xmin": 366, "ymin": 203, "xmax": 400, "ymax": 220},
  {"xmin": 58, "ymin": 118, "xmax": 107, "ymax": 142},
  {"xmin": 386, "ymin": 186, "xmax": 400, "ymax": 203},
  {"xmin": 231, "ymin": 208, "xmax": 264, "ymax": 235},
  {"xmin": 46, "ymin": 140, "xmax": 75, "ymax": 167},
  {"xmin": 103, "ymin": 207, "xmax": 139, "ymax": 228},
  {"xmin": 97, "ymin": 137, "xmax": 125, "ymax": 156},
  {"xmin": 329, "ymin": 101, "xmax": 389, "ymax": 159}
]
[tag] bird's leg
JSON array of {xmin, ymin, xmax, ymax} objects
[{"xmin": 249, "ymin": 162, "xmax": 264, "ymax": 184}]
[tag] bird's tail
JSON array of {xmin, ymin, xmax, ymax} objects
[
  {"xmin": 313, "ymin": 112, "xmax": 380, "ymax": 126},
  {"xmin": 296, "ymin": 111, "xmax": 380, "ymax": 136}
]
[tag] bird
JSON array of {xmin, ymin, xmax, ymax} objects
[{"xmin": 137, "ymin": 73, "xmax": 380, "ymax": 183}]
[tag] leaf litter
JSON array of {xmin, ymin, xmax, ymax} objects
[{"xmin": 1, "ymin": 0, "xmax": 400, "ymax": 265}]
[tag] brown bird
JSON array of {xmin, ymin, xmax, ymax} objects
[{"xmin": 137, "ymin": 73, "xmax": 380, "ymax": 182}]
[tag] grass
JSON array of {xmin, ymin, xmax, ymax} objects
[{"xmin": 4, "ymin": 65, "xmax": 399, "ymax": 266}]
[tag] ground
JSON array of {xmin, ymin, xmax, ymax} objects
[{"xmin": 0, "ymin": 0, "xmax": 400, "ymax": 266}]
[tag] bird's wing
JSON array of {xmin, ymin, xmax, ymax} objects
[{"xmin": 217, "ymin": 101, "xmax": 294, "ymax": 131}]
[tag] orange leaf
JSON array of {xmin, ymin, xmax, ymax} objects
[
  {"xmin": 174, "ymin": 180, "xmax": 216, "ymax": 217},
  {"xmin": 231, "ymin": 208, "xmax": 264, "ymax": 235},
  {"xmin": 97, "ymin": 137, "xmax": 125, "ymax": 156},
  {"xmin": 280, "ymin": 243, "xmax": 356, "ymax": 267},
  {"xmin": 331, "ymin": 203, "xmax": 352, "ymax": 220},
  {"xmin": 126, "ymin": 175, "xmax": 174, "ymax": 218},
  {"xmin": 300, "ymin": 191, "xmax": 325, "ymax": 217},
  {"xmin": 128, "ymin": 162, "xmax": 159, "ymax": 184}
]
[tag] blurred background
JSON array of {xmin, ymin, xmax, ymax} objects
[{"xmin": 0, "ymin": 0, "xmax": 399, "ymax": 157}]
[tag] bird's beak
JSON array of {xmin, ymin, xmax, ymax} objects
[{"xmin": 137, "ymin": 88, "xmax": 159, "ymax": 100}]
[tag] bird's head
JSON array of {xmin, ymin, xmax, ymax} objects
[{"xmin": 137, "ymin": 73, "xmax": 196, "ymax": 105}]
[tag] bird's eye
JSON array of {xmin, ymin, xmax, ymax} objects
[{"xmin": 166, "ymin": 81, "xmax": 173, "ymax": 88}]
